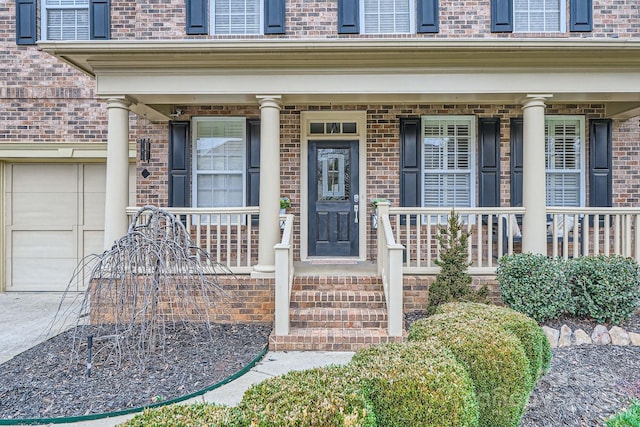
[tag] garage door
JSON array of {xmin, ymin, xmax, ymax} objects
[{"xmin": 5, "ymin": 163, "xmax": 135, "ymax": 292}]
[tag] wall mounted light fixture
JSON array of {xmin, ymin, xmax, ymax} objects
[{"xmin": 139, "ymin": 138, "xmax": 151, "ymax": 163}]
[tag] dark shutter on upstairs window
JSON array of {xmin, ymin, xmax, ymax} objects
[
  {"xmin": 90, "ymin": 0, "xmax": 110, "ymax": 40},
  {"xmin": 570, "ymin": 0, "xmax": 593, "ymax": 32},
  {"xmin": 400, "ymin": 118, "xmax": 421, "ymax": 208},
  {"xmin": 169, "ymin": 122, "xmax": 191, "ymax": 208},
  {"xmin": 16, "ymin": 0, "xmax": 37, "ymax": 45},
  {"xmin": 338, "ymin": 0, "xmax": 359, "ymax": 34},
  {"xmin": 264, "ymin": 0, "xmax": 285, "ymax": 34},
  {"xmin": 589, "ymin": 119, "xmax": 612, "ymax": 208},
  {"xmin": 247, "ymin": 119, "xmax": 261, "ymax": 207},
  {"xmin": 510, "ymin": 118, "xmax": 523, "ymax": 208},
  {"xmin": 491, "ymin": 0, "xmax": 513, "ymax": 32},
  {"xmin": 186, "ymin": 0, "xmax": 208, "ymax": 35},
  {"xmin": 417, "ymin": 0, "xmax": 439, "ymax": 33},
  {"xmin": 478, "ymin": 118, "xmax": 501, "ymax": 207}
]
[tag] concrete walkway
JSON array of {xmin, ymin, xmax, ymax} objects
[{"xmin": 0, "ymin": 293, "xmax": 354, "ymax": 427}]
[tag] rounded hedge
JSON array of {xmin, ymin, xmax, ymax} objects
[
  {"xmin": 239, "ymin": 365, "xmax": 376, "ymax": 427},
  {"xmin": 350, "ymin": 340, "xmax": 479, "ymax": 427},
  {"xmin": 408, "ymin": 312, "xmax": 532, "ymax": 427},
  {"xmin": 436, "ymin": 302, "xmax": 552, "ymax": 382},
  {"xmin": 121, "ymin": 403, "xmax": 244, "ymax": 427}
]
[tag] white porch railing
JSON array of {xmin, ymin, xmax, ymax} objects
[
  {"xmin": 385, "ymin": 206, "xmax": 526, "ymax": 275},
  {"xmin": 376, "ymin": 203, "xmax": 405, "ymax": 336},
  {"xmin": 547, "ymin": 207, "xmax": 640, "ymax": 261},
  {"xmin": 126, "ymin": 206, "xmax": 260, "ymax": 274},
  {"xmin": 274, "ymin": 214, "xmax": 295, "ymax": 336}
]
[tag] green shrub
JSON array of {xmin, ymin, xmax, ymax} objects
[
  {"xmin": 436, "ymin": 302, "xmax": 552, "ymax": 383},
  {"xmin": 350, "ymin": 340, "xmax": 479, "ymax": 427},
  {"xmin": 239, "ymin": 365, "xmax": 376, "ymax": 427},
  {"xmin": 408, "ymin": 312, "xmax": 531, "ymax": 427},
  {"xmin": 607, "ymin": 400, "xmax": 640, "ymax": 427},
  {"xmin": 427, "ymin": 211, "xmax": 488, "ymax": 315},
  {"xmin": 497, "ymin": 253, "xmax": 573, "ymax": 322},
  {"xmin": 566, "ymin": 255, "xmax": 640, "ymax": 325},
  {"xmin": 120, "ymin": 403, "xmax": 245, "ymax": 427}
]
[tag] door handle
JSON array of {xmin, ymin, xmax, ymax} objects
[{"xmin": 354, "ymin": 204, "xmax": 359, "ymax": 223}]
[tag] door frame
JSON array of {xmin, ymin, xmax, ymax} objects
[{"xmin": 300, "ymin": 111, "xmax": 367, "ymax": 261}]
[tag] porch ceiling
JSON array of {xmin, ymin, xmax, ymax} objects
[{"xmin": 39, "ymin": 39, "xmax": 640, "ymax": 121}]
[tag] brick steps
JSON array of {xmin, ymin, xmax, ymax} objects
[
  {"xmin": 269, "ymin": 327, "xmax": 406, "ymax": 351},
  {"xmin": 269, "ymin": 273, "xmax": 406, "ymax": 351}
]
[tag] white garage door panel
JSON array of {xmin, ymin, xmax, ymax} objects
[
  {"xmin": 12, "ymin": 230, "xmax": 75, "ymax": 258},
  {"xmin": 10, "ymin": 258, "xmax": 78, "ymax": 292},
  {"xmin": 6, "ymin": 162, "xmax": 136, "ymax": 292},
  {"xmin": 12, "ymin": 164, "xmax": 76, "ymax": 192},
  {"xmin": 12, "ymin": 193, "xmax": 77, "ymax": 226},
  {"xmin": 83, "ymin": 230, "xmax": 105, "ymax": 258}
]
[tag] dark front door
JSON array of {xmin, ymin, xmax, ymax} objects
[{"xmin": 308, "ymin": 140, "xmax": 359, "ymax": 256}]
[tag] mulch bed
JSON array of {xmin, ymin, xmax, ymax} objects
[{"xmin": 0, "ymin": 323, "xmax": 271, "ymax": 420}]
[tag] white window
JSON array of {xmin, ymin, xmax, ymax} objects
[
  {"xmin": 42, "ymin": 0, "xmax": 90, "ymax": 41},
  {"xmin": 422, "ymin": 116, "xmax": 476, "ymax": 209},
  {"xmin": 193, "ymin": 117, "xmax": 246, "ymax": 209},
  {"xmin": 211, "ymin": 0, "xmax": 262, "ymax": 35},
  {"xmin": 514, "ymin": 0, "xmax": 565, "ymax": 32},
  {"xmin": 362, "ymin": 0, "xmax": 413, "ymax": 34},
  {"xmin": 545, "ymin": 116, "xmax": 585, "ymax": 207}
]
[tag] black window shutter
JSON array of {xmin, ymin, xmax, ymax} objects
[
  {"xmin": 90, "ymin": 0, "xmax": 110, "ymax": 40},
  {"xmin": 478, "ymin": 118, "xmax": 501, "ymax": 207},
  {"xmin": 589, "ymin": 119, "xmax": 612, "ymax": 207},
  {"xmin": 264, "ymin": 0, "xmax": 285, "ymax": 34},
  {"xmin": 417, "ymin": 0, "xmax": 439, "ymax": 33},
  {"xmin": 510, "ymin": 118, "xmax": 523, "ymax": 207},
  {"xmin": 491, "ymin": 0, "xmax": 513, "ymax": 32},
  {"xmin": 400, "ymin": 118, "xmax": 421, "ymax": 208},
  {"xmin": 247, "ymin": 119, "xmax": 261, "ymax": 206},
  {"xmin": 169, "ymin": 122, "xmax": 190, "ymax": 207},
  {"xmin": 16, "ymin": 0, "xmax": 37, "ymax": 45},
  {"xmin": 338, "ymin": 0, "xmax": 359, "ymax": 34},
  {"xmin": 186, "ymin": 0, "xmax": 208, "ymax": 35},
  {"xmin": 570, "ymin": 0, "xmax": 592, "ymax": 32}
]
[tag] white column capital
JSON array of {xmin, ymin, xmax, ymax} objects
[
  {"xmin": 104, "ymin": 97, "xmax": 133, "ymax": 110},
  {"xmin": 256, "ymin": 95, "xmax": 282, "ymax": 110},
  {"xmin": 521, "ymin": 94, "xmax": 553, "ymax": 109}
]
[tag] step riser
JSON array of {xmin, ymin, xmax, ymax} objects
[
  {"xmin": 291, "ymin": 301, "xmax": 386, "ymax": 309},
  {"xmin": 290, "ymin": 320, "xmax": 388, "ymax": 329},
  {"xmin": 293, "ymin": 276, "xmax": 383, "ymax": 292},
  {"xmin": 269, "ymin": 334, "xmax": 405, "ymax": 352}
]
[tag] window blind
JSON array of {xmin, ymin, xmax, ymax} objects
[
  {"xmin": 363, "ymin": 0, "xmax": 411, "ymax": 34},
  {"xmin": 545, "ymin": 117, "xmax": 584, "ymax": 207},
  {"xmin": 514, "ymin": 0, "xmax": 561, "ymax": 32},
  {"xmin": 214, "ymin": 0, "xmax": 261, "ymax": 34}
]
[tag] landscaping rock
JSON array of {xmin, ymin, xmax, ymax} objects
[
  {"xmin": 591, "ymin": 325, "xmax": 611, "ymax": 345},
  {"xmin": 609, "ymin": 326, "xmax": 631, "ymax": 346},
  {"xmin": 542, "ymin": 326, "xmax": 559, "ymax": 348},
  {"xmin": 573, "ymin": 329, "xmax": 592, "ymax": 346},
  {"xmin": 629, "ymin": 332, "xmax": 640, "ymax": 346},
  {"xmin": 558, "ymin": 325, "xmax": 572, "ymax": 347}
]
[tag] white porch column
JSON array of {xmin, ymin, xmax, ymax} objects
[
  {"xmin": 254, "ymin": 95, "xmax": 282, "ymax": 273},
  {"xmin": 103, "ymin": 97, "xmax": 131, "ymax": 250},
  {"xmin": 521, "ymin": 94, "xmax": 551, "ymax": 254}
]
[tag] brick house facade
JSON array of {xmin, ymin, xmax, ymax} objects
[{"xmin": 2, "ymin": 1, "xmax": 640, "ymax": 347}]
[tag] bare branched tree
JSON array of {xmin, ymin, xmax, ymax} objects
[{"xmin": 49, "ymin": 206, "xmax": 239, "ymax": 371}]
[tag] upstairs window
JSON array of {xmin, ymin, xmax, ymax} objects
[
  {"xmin": 362, "ymin": 0, "xmax": 413, "ymax": 34},
  {"xmin": 212, "ymin": 0, "xmax": 262, "ymax": 35},
  {"xmin": 42, "ymin": 0, "xmax": 90, "ymax": 40},
  {"xmin": 514, "ymin": 0, "xmax": 565, "ymax": 32},
  {"xmin": 545, "ymin": 116, "xmax": 585, "ymax": 207},
  {"xmin": 422, "ymin": 116, "xmax": 476, "ymax": 208}
]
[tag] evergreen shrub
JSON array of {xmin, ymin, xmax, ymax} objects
[
  {"xmin": 408, "ymin": 312, "xmax": 531, "ymax": 427},
  {"xmin": 566, "ymin": 255, "xmax": 640, "ymax": 324},
  {"xmin": 497, "ymin": 253, "xmax": 573, "ymax": 322},
  {"xmin": 350, "ymin": 340, "xmax": 479, "ymax": 427}
]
